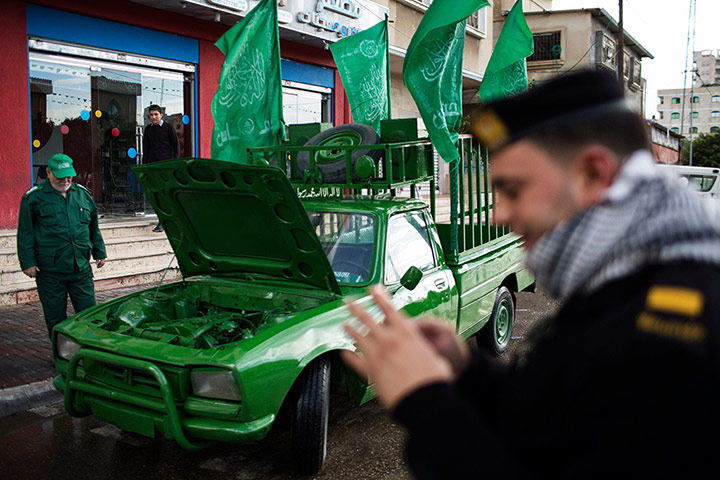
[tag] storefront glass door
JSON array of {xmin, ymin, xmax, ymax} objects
[
  {"xmin": 282, "ymin": 82, "xmax": 332, "ymax": 125},
  {"xmin": 29, "ymin": 51, "xmax": 194, "ymax": 216}
]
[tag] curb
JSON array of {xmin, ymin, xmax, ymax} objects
[{"xmin": 0, "ymin": 377, "xmax": 62, "ymax": 418}]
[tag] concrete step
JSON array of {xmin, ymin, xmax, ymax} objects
[
  {"xmin": 0, "ymin": 231, "xmax": 15, "ymax": 250},
  {"xmin": 0, "ymin": 266, "xmax": 182, "ymax": 306},
  {"xmin": 98, "ymin": 219, "xmax": 162, "ymax": 240},
  {"xmin": 0, "ymin": 217, "xmax": 177, "ymax": 306},
  {"xmin": 0, "ymin": 217, "xmax": 161, "ymax": 249},
  {"xmin": 1, "ymin": 234, "xmax": 173, "ymax": 273},
  {"xmin": 0, "ymin": 249, "xmax": 177, "ymax": 287}
]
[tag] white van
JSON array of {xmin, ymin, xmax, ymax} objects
[
  {"xmin": 658, "ymin": 165, "xmax": 720, "ymax": 200},
  {"xmin": 658, "ymin": 164, "xmax": 720, "ymax": 225}
]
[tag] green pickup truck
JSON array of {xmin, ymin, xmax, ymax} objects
[{"xmin": 51, "ymin": 122, "xmax": 533, "ymax": 473}]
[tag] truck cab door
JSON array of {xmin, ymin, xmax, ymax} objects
[{"xmin": 384, "ymin": 211, "xmax": 455, "ymax": 326}]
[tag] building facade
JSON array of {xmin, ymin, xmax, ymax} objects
[
  {"xmin": 508, "ymin": 7, "xmax": 652, "ymax": 114},
  {"xmin": 0, "ymin": 0, "xmax": 498, "ymax": 229},
  {"xmin": 695, "ymin": 50, "xmax": 720, "ymax": 87},
  {"xmin": 656, "ymin": 86, "xmax": 720, "ymax": 136}
]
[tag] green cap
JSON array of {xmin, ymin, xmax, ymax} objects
[{"xmin": 47, "ymin": 154, "xmax": 77, "ymax": 178}]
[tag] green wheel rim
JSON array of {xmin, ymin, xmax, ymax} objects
[
  {"xmin": 314, "ymin": 130, "xmax": 363, "ymax": 164},
  {"xmin": 495, "ymin": 298, "xmax": 513, "ymax": 348}
]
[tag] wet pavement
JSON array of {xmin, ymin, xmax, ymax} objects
[{"xmin": 0, "ymin": 290, "xmax": 556, "ymax": 479}]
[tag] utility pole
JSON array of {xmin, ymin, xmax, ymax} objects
[{"xmin": 617, "ymin": 0, "xmax": 624, "ymax": 86}]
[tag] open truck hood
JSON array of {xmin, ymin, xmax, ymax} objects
[{"xmin": 133, "ymin": 158, "xmax": 340, "ymax": 295}]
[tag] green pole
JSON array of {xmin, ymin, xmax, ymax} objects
[{"xmin": 385, "ymin": 13, "xmax": 392, "ymax": 120}]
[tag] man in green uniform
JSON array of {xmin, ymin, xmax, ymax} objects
[{"xmin": 17, "ymin": 153, "xmax": 107, "ymax": 336}]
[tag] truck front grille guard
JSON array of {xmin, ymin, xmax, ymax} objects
[{"xmin": 64, "ymin": 348, "xmax": 209, "ymax": 451}]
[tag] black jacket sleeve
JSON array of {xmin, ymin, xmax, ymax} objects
[
  {"xmin": 393, "ymin": 382, "xmax": 528, "ymax": 480},
  {"xmin": 168, "ymin": 122, "xmax": 179, "ymax": 158}
]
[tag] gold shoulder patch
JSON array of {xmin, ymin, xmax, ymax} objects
[
  {"xmin": 646, "ymin": 286, "xmax": 704, "ymax": 318},
  {"xmin": 470, "ymin": 110, "xmax": 510, "ymax": 151}
]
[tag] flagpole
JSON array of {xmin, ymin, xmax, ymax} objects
[{"xmin": 385, "ymin": 13, "xmax": 392, "ymax": 120}]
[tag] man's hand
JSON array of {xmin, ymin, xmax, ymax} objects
[
  {"xmin": 22, "ymin": 266, "xmax": 40, "ymax": 278},
  {"xmin": 341, "ymin": 285, "xmax": 454, "ymax": 410},
  {"xmin": 96, "ymin": 258, "xmax": 106, "ymax": 269},
  {"xmin": 415, "ymin": 320, "xmax": 470, "ymax": 378}
]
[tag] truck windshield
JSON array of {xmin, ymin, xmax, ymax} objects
[{"xmin": 307, "ymin": 211, "xmax": 375, "ymax": 284}]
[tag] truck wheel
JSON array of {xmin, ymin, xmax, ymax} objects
[
  {"xmin": 479, "ymin": 286, "xmax": 515, "ymax": 356},
  {"xmin": 292, "ymin": 356, "xmax": 331, "ymax": 474},
  {"xmin": 296, "ymin": 124, "xmax": 382, "ymax": 183}
]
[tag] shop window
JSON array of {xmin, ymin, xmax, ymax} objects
[
  {"xmin": 29, "ymin": 50, "xmax": 194, "ymax": 216},
  {"xmin": 282, "ymin": 83, "xmax": 331, "ymax": 125},
  {"xmin": 671, "ymin": 112, "xmax": 680, "ymax": 119},
  {"xmin": 672, "ymin": 97, "xmax": 681, "ymax": 104},
  {"xmin": 528, "ymin": 32, "xmax": 562, "ymax": 62}
]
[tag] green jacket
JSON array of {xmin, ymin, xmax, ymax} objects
[{"xmin": 17, "ymin": 181, "xmax": 106, "ymax": 273}]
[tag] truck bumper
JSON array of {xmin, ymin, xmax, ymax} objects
[{"xmin": 54, "ymin": 349, "xmax": 275, "ymax": 449}]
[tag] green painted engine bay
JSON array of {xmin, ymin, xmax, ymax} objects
[{"xmin": 85, "ymin": 282, "xmax": 330, "ymax": 349}]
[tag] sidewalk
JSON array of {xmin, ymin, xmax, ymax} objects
[{"xmin": 0, "ymin": 282, "xmax": 157, "ymax": 417}]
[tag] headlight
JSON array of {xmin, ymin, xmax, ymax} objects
[
  {"xmin": 56, "ymin": 333, "xmax": 81, "ymax": 361},
  {"xmin": 191, "ymin": 369, "xmax": 242, "ymax": 401}
]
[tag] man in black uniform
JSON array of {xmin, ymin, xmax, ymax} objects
[
  {"xmin": 142, "ymin": 104, "xmax": 179, "ymax": 232},
  {"xmin": 343, "ymin": 71, "xmax": 720, "ymax": 478},
  {"xmin": 17, "ymin": 154, "xmax": 107, "ymax": 337}
]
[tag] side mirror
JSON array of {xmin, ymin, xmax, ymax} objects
[{"xmin": 400, "ymin": 266, "xmax": 423, "ymax": 291}]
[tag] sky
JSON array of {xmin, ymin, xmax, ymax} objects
[{"xmin": 550, "ymin": 0, "xmax": 720, "ymax": 118}]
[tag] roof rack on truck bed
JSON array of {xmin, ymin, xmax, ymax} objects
[{"xmin": 247, "ymin": 119, "xmax": 516, "ymax": 265}]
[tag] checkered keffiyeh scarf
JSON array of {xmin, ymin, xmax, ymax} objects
[{"xmin": 525, "ymin": 150, "xmax": 720, "ymax": 301}]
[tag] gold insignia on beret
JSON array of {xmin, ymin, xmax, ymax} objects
[{"xmin": 470, "ymin": 110, "xmax": 510, "ymax": 151}]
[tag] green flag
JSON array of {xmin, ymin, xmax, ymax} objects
[
  {"xmin": 403, "ymin": 0, "xmax": 490, "ymax": 163},
  {"xmin": 211, "ymin": 0, "xmax": 284, "ymax": 163},
  {"xmin": 330, "ymin": 20, "xmax": 389, "ymax": 133},
  {"xmin": 478, "ymin": 0, "xmax": 533, "ymax": 103}
]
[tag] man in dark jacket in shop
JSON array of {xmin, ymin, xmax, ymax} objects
[
  {"xmin": 17, "ymin": 153, "xmax": 107, "ymax": 337},
  {"xmin": 143, "ymin": 104, "xmax": 179, "ymax": 232},
  {"xmin": 342, "ymin": 70, "xmax": 720, "ymax": 478}
]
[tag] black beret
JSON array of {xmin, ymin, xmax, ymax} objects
[{"xmin": 471, "ymin": 70, "xmax": 631, "ymax": 151}]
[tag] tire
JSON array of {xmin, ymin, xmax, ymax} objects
[
  {"xmin": 291, "ymin": 356, "xmax": 331, "ymax": 475},
  {"xmin": 295, "ymin": 124, "xmax": 382, "ymax": 183},
  {"xmin": 478, "ymin": 286, "xmax": 515, "ymax": 356}
]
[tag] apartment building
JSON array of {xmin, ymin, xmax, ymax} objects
[
  {"xmin": 657, "ymin": 86, "xmax": 720, "ymax": 136},
  {"xmin": 695, "ymin": 50, "xmax": 720, "ymax": 87},
  {"xmin": 508, "ymin": 6, "xmax": 653, "ymax": 114}
]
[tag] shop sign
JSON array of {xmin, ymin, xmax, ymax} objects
[
  {"xmin": 251, "ymin": 0, "xmax": 388, "ymax": 42},
  {"xmin": 186, "ymin": 0, "xmax": 387, "ymax": 43},
  {"xmin": 207, "ymin": 0, "xmax": 248, "ymax": 11}
]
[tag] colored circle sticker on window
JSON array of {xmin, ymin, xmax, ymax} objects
[
  {"xmin": 60, "ymin": 125, "xmax": 70, "ymax": 135},
  {"xmin": 127, "ymin": 147, "xmax": 137, "ymax": 159},
  {"xmin": 95, "ymin": 110, "xmax": 102, "ymax": 118},
  {"xmin": 112, "ymin": 128, "xmax": 120, "ymax": 137},
  {"xmin": 33, "ymin": 139, "xmax": 41, "ymax": 148},
  {"xmin": 182, "ymin": 115, "xmax": 190, "ymax": 125},
  {"xmin": 80, "ymin": 110, "xmax": 90, "ymax": 121}
]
